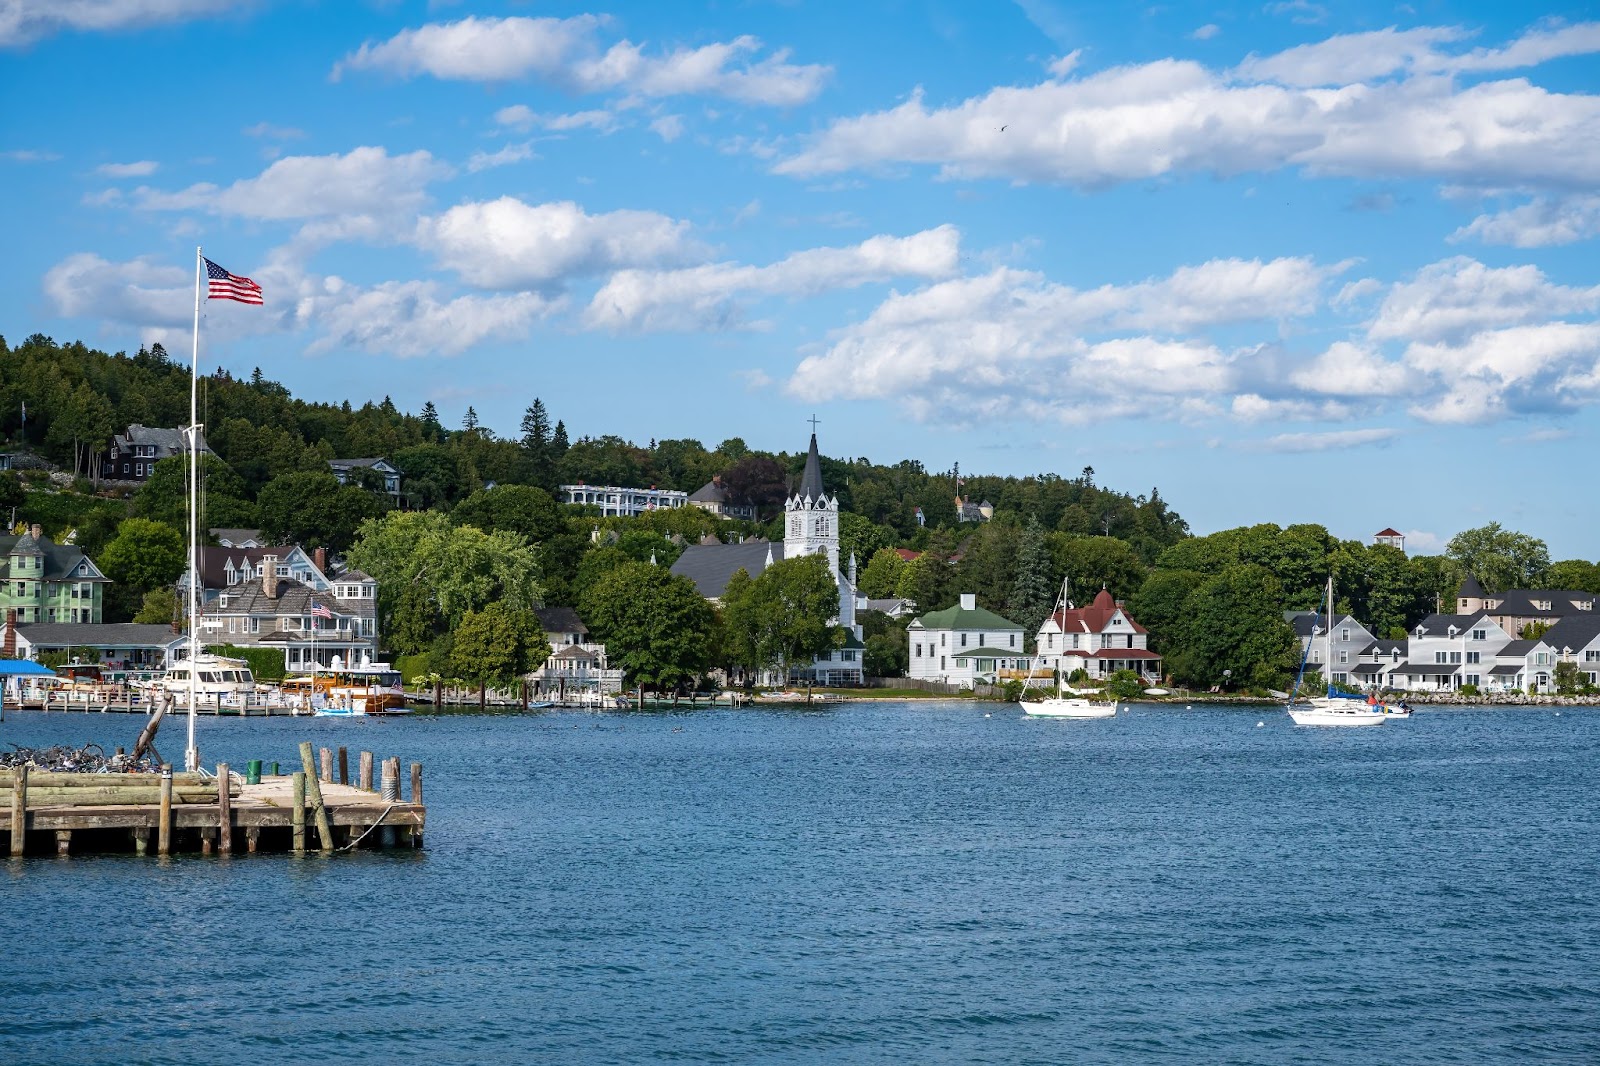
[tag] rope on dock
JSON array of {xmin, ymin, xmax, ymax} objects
[{"xmin": 338, "ymin": 802, "xmax": 402, "ymax": 852}]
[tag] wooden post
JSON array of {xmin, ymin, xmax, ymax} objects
[
  {"xmin": 520, "ymin": 678, "xmax": 528, "ymax": 712},
  {"xmin": 132, "ymin": 827, "xmax": 149, "ymax": 856},
  {"xmin": 55, "ymin": 830, "xmax": 71, "ymax": 857},
  {"xmin": 337, "ymin": 747, "xmax": 349, "ymax": 786},
  {"xmin": 433, "ymin": 678, "xmax": 441, "ymax": 711},
  {"xmin": 157, "ymin": 764, "xmax": 173, "ymax": 857},
  {"xmin": 217, "ymin": 762, "xmax": 232, "ymax": 855},
  {"xmin": 410, "ymin": 761, "xmax": 423, "ymax": 806},
  {"xmin": 245, "ymin": 826, "xmax": 259, "ymax": 855},
  {"xmin": 359, "ymin": 750, "xmax": 374, "ymax": 792},
  {"xmin": 9, "ymin": 762, "xmax": 26, "ymax": 858},
  {"xmin": 291, "ymin": 772, "xmax": 306, "ymax": 854},
  {"xmin": 380, "ymin": 758, "xmax": 398, "ymax": 848},
  {"xmin": 298, "ymin": 742, "xmax": 334, "ymax": 853},
  {"xmin": 200, "ymin": 829, "xmax": 213, "ymax": 855},
  {"xmin": 319, "ymin": 747, "xmax": 333, "ymax": 783}
]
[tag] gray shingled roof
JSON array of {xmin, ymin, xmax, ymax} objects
[
  {"xmin": 670, "ymin": 540, "xmax": 783, "ymax": 598},
  {"xmin": 0, "ymin": 532, "xmax": 105, "ymax": 582},
  {"xmin": 1414, "ymin": 612, "xmax": 1484, "ymax": 634},
  {"xmin": 216, "ymin": 577, "xmax": 369, "ymax": 620},
  {"xmin": 1542, "ymin": 614, "xmax": 1600, "ymax": 651},
  {"xmin": 17, "ymin": 623, "xmax": 182, "ymax": 648},
  {"xmin": 688, "ymin": 479, "xmax": 729, "ymax": 504},
  {"xmin": 1489, "ymin": 589, "xmax": 1597, "ymax": 617},
  {"xmin": 534, "ymin": 606, "xmax": 588, "ymax": 636},
  {"xmin": 115, "ymin": 424, "xmax": 213, "ymax": 458},
  {"xmin": 1457, "ymin": 573, "xmax": 1486, "ymax": 599}
]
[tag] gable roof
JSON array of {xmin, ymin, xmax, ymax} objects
[
  {"xmin": 1374, "ymin": 527, "xmax": 1403, "ymax": 538},
  {"xmin": 1045, "ymin": 588, "xmax": 1147, "ymax": 635},
  {"xmin": 1541, "ymin": 614, "xmax": 1600, "ymax": 652},
  {"xmin": 1497, "ymin": 639, "xmax": 1538, "ymax": 657},
  {"xmin": 114, "ymin": 424, "xmax": 212, "ymax": 457},
  {"xmin": 1413, "ymin": 612, "xmax": 1484, "ymax": 635},
  {"xmin": 912, "ymin": 601, "xmax": 1022, "ymax": 632},
  {"xmin": 1486, "ymin": 589, "xmax": 1596, "ymax": 617},
  {"xmin": 209, "ymin": 527, "xmax": 264, "ymax": 547},
  {"xmin": 0, "ymin": 532, "xmax": 105, "ymax": 582},
  {"xmin": 195, "ymin": 546, "xmax": 309, "ymax": 591},
  {"xmin": 213, "ymin": 577, "xmax": 358, "ymax": 619},
  {"xmin": 534, "ymin": 606, "xmax": 588, "ymax": 636},
  {"xmin": 329, "ymin": 457, "xmax": 394, "ymax": 471},
  {"xmin": 15, "ymin": 623, "xmax": 183, "ymax": 649},
  {"xmin": 669, "ymin": 540, "xmax": 782, "ymax": 598}
]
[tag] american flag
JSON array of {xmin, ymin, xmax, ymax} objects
[
  {"xmin": 204, "ymin": 257, "xmax": 263, "ymax": 305},
  {"xmin": 310, "ymin": 600, "xmax": 333, "ymax": 620}
]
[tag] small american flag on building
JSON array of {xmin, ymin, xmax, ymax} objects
[
  {"xmin": 204, "ymin": 257, "xmax": 263, "ymax": 305},
  {"xmin": 310, "ymin": 600, "xmax": 333, "ymax": 620}
]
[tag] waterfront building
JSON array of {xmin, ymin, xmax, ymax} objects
[
  {"xmin": 101, "ymin": 424, "xmax": 212, "ymax": 483},
  {"xmin": 1287, "ymin": 610, "xmax": 1376, "ymax": 688},
  {"xmin": 1542, "ymin": 614, "xmax": 1600, "ymax": 688},
  {"xmin": 198, "ymin": 553, "xmax": 376, "ymax": 673},
  {"xmin": 1036, "ymin": 588, "xmax": 1162, "ymax": 683},
  {"xmin": 0, "ymin": 523, "xmax": 107, "ymax": 624},
  {"xmin": 907, "ymin": 594, "xmax": 1026, "ymax": 687},
  {"xmin": 530, "ymin": 606, "xmax": 624, "ymax": 693},
  {"xmin": 1392, "ymin": 613, "xmax": 1517, "ymax": 693},
  {"xmin": 1455, "ymin": 574, "xmax": 1596, "ymax": 637},
  {"xmin": 3, "ymin": 619, "xmax": 184, "ymax": 675},
  {"xmin": 670, "ymin": 431, "xmax": 864, "ymax": 685},
  {"xmin": 562, "ymin": 483, "xmax": 689, "ymax": 517}
]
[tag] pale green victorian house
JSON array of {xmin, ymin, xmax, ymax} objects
[{"xmin": 0, "ymin": 523, "xmax": 107, "ymax": 624}]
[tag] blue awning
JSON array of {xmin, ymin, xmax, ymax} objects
[{"xmin": 0, "ymin": 659, "xmax": 57, "ymax": 676}]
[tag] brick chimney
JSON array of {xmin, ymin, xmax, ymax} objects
[
  {"xmin": 262, "ymin": 554, "xmax": 279, "ymax": 599},
  {"xmin": 313, "ymin": 547, "xmax": 327, "ymax": 575},
  {"xmin": 2, "ymin": 608, "xmax": 16, "ymax": 658},
  {"xmin": 29, "ymin": 523, "xmax": 42, "ymax": 540}
]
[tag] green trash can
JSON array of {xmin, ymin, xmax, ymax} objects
[{"xmin": 246, "ymin": 759, "xmax": 262, "ymax": 785}]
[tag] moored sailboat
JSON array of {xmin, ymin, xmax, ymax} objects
[
  {"xmin": 1286, "ymin": 576, "xmax": 1385, "ymax": 727},
  {"xmin": 1021, "ymin": 578, "xmax": 1118, "ymax": 719}
]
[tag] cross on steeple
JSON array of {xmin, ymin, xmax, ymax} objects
[{"xmin": 807, "ymin": 413, "xmax": 821, "ymax": 433}]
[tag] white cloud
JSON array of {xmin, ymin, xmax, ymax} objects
[
  {"xmin": 1452, "ymin": 195, "xmax": 1600, "ymax": 248},
  {"xmin": 304, "ymin": 280, "xmax": 559, "ymax": 358},
  {"xmin": 0, "ymin": 0, "xmax": 243, "ymax": 47},
  {"xmin": 775, "ymin": 23, "xmax": 1600, "ymax": 192},
  {"xmin": 1252, "ymin": 428, "xmax": 1400, "ymax": 452},
  {"xmin": 650, "ymin": 114, "xmax": 684, "ymax": 142},
  {"xmin": 1191, "ymin": 24, "xmax": 1220, "ymax": 41},
  {"xmin": 42, "ymin": 252, "xmax": 191, "ymax": 327},
  {"xmin": 1289, "ymin": 341, "xmax": 1413, "ymax": 396},
  {"xmin": 96, "ymin": 160, "xmax": 158, "ymax": 177},
  {"xmin": 1369, "ymin": 257, "xmax": 1600, "ymax": 344},
  {"xmin": 333, "ymin": 16, "xmax": 830, "ymax": 105},
  {"xmin": 133, "ymin": 146, "xmax": 451, "ymax": 220},
  {"xmin": 417, "ymin": 197, "xmax": 697, "ymax": 289},
  {"xmin": 495, "ymin": 105, "xmax": 621, "ymax": 134},
  {"xmin": 1404, "ymin": 322, "xmax": 1600, "ymax": 423},
  {"xmin": 466, "ymin": 142, "xmax": 536, "ymax": 172},
  {"xmin": 585, "ymin": 226, "xmax": 962, "ymax": 331},
  {"xmin": 1, "ymin": 148, "xmax": 60, "ymax": 162}
]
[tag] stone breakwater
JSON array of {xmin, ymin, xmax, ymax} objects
[{"xmin": 1408, "ymin": 692, "xmax": 1600, "ymax": 707}]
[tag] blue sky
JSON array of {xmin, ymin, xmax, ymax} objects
[{"xmin": 3, "ymin": 0, "xmax": 1599, "ymax": 558}]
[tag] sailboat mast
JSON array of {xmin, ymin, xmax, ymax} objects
[
  {"xmin": 186, "ymin": 246, "xmax": 201, "ymax": 773},
  {"xmin": 1325, "ymin": 573, "xmax": 1334, "ymax": 696}
]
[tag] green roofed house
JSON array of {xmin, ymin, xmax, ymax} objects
[
  {"xmin": 907, "ymin": 593, "xmax": 1026, "ymax": 688},
  {"xmin": 1, "ymin": 523, "xmax": 107, "ymax": 625}
]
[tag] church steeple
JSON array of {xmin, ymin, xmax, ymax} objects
[{"xmin": 785, "ymin": 419, "xmax": 838, "ymax": 573}]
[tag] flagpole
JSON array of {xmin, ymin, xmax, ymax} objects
[{"xmin": 186, "ymin": 246, "xmax": 201, "ymax": 773}]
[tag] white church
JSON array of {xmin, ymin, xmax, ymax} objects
[{"xmin": 670, "ymin": 430, "xmax": 865, "ymax": 685}]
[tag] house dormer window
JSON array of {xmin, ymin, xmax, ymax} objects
[
  {"xmin": 218, "ymin": 595, "xmax": 229, "ymax": 609},
  {"xmin": 1472, "ymin": 629, "xmax": 1485, "ymax": 640}
]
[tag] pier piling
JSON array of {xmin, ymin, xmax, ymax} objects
[
  {"xmin": 217, "ymin": 762, "xmax": 232, "ymax": 855},
  {"xmin": 299, "ymin": 742, "xmax": 335, "ymax": 853},
  {"xmin": 291, "ymin": 772, "xmax": 306, "ymax": 854},
  {"xmin": 157, "ymin": 765, "xmax": 173, "ymax": 856},
  {"xmin": 10, "ymin": 763, "xmax": 27, "ymax": 857}
]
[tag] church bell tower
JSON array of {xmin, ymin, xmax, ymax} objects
[{"xmin": 784, "ymin": 422, "xmax": 839, "ymax": 574}]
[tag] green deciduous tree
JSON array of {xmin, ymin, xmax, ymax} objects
[
  {"xmin": 99, "ymin": 517, "xmax": 185, "ymax": 595},
  {"xmin": 451, "ymin": 602, "xmax": 551, "ymax": 707},
  {"xmin": 720, "ymin": 553, "xmax": 840, "ymax": 680},
  {"xmin": 1446, "ymin": 522, "xmax": 1551, "ymax": 594},
  {"xmin": 580, "ymin": 561, "xmax": 715, "ymax": 691},
  {"xmin": 133, "ymin": 586, "xmax": 177, "ymax": 625},
  {"xmin": 1049, "ymin": 534, "xmax": 1148, "ymax": 604},
  {"xmin": 1127, "ymin": 569, "xmax": 1206, "ymax": 657},
  {"xmin": 452, "ymin": 484, "xmax": 565, "ymax": 543},
  {"xmin": 1544, "ymin": 559, "xmax": 1600, "ymax": 595},
  {"xmin": 1167, "ymin": 564, "xmax": 1301, "ymax": 690},
  {"xmin": 858, "ymin": 547, "xmax": 908, "ymax": 600},
  {"xmin": 257, "ymin": 470, "xmax": 387, "ymax": 551}
]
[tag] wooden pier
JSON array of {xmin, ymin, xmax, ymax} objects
[{"xmin": 2, "ymin": 743, "xmax": 425, "ymax": 857}]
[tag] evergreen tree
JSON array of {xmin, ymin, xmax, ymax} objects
[
  {"xmin": 463, "ymin": 406, "xmax": 479, "ymax": 432},
  {"xmin": 551, "ymin": 420, "xmax": 569, "ymax": 456},
  {"xmin": 420, "ymin": 401, "xmax": 439, "ymax": 426},
  {"xmin": 1008, "ymin": 516, "xmax": 1054, "ymax": 650},
  {"xmin": 520, "ymin": 399, "xmax": 551, "ymax": 453}
]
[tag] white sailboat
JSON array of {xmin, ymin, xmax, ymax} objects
[
  {"xmin": 1020, "ymin": 578, "xmax": 1118, "ymax": 719},
  {"xmin": 1286, "ymin": 576, "xmax": 1386, "ymax": 727}
]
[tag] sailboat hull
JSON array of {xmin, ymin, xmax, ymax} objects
[
  {"xmin": 1021, "ymin": 698, "xmax": 1117, "ymax": 719},
  {"xmin": 1287, "ymin": 705, "xmax": 1387, "ymax": 726}
]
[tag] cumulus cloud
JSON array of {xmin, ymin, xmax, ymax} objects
[
  {"xmin": 784, "ymin": 256, "xmax": 1342, "ymax": 423},
  {"xmin": 416, "ymin": 197, "xmax": 698, "ymax": 289},
  {"xmin": 1368, "ymin": 257, "xmax": 1600, "ymax": 344},
  {"xmin": 585, "ymin": 226, "xmax": 962, "ymax": 331},
  {"xmin": 42, "ymin": 252, "xmax": 192, "ymax": 327},
  {"xmin": 132, "ymin": 146, "xmax": 451, "ymax": 220},
  {"xmin": 1452, "ymin": 195, "xmax": 1600, "ymax": 247},
  {"xmin": 0, "ymin": 0, "xmax": 244, "ymax": 47},
  {"xmin": 1404, "ymin": 322, "xmax": 1600, "ymax": 423},
  {"xmin": 775, "ymin": 21, "xmax": 1600, "ymax": 192},
  {"xmin": 304, "ymin": 280, "xmax": 559, "ymax": 358},
  {"xmin": 96, "ymin": 160, "xmax": 158, "ymax": 177},
  {"xmin": 495, "ymin": 105, "xmax": 621, "ymax": 133},
  {"xmin": 332, "ymin": 15, "xmax": 829, "ymax": 105}
]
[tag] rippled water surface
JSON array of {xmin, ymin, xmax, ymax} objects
[{"xmin": 3, "ymin": 702, "xmax": 1598, "ymax": 1064}]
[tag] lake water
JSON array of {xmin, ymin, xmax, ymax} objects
[{"xmin": 3, "ymin": 701, "xmax": 1598, "ymax": 1065}]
